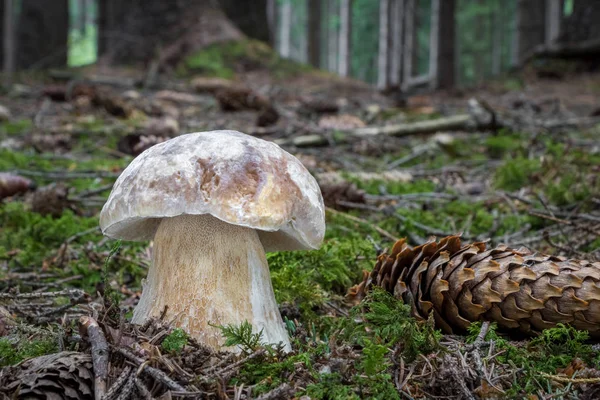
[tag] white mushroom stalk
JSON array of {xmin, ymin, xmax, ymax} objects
[
  {"xmin": 99, "ymin": 131, "xmax": 325, "ymax": 352},
  {"xmin": 132, "ymin": 214, "xmax": 290, "ymax": 351}
]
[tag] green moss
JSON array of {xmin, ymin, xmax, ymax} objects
[
  {"xmin": 269, "ymin": 238, "xmax": 375, "ymax": 296},
  {"xmin": 493, "ymin": 156, "xmax": 543, "ymax": 191},
  {"xmin": 484, "ymin": 132, "xmax": 524, "ymax": 159},
  {"xmin": 467, "ymin": 322, "xmax": 597, "ymax": 397},
  {"xmin": 337, "ymin": 288, "xmax": 441, "ymax": 362},
  {"xmin": 305, "ymin": 373, "xmax": 359, "ymax": 400},
  {"xmin": 0, "ymin": 119, "xmax": 33, "ymax": 137},
  {"xmin": 0, "ymin": 335, "xmax": 58, "ymax": 366},
  {"xmin": 347, "ymin": 177, "xmax": 436, "ymax": 196},
  {"xmin": 181, "ymin": 39, "xmax": 311, "ymax": 79},
  {"xmin": 162, "ymin": 328, "xmax": 189, "ymax": 354},
  {"xmin": 0, "ymin": 202, "xmax": 99, "ymax": 267}
]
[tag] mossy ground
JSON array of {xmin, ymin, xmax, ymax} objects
[{"xmin": 1, "ymin": 70, "xmax": 600, "ymax": 398}]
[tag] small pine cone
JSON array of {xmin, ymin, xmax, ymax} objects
[
  {"xmin": 3, "ymin": 351, "xmax": 94, "ymax": 399},
  {"xmin": 347, "ymin": 235, "xmax": 600, "ymax": 336},
  {"xmin": 0, "ymin": 173, "xmax": 35, "ymax": 200}
]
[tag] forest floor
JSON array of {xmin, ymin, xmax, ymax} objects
[{"xmin": 0, "ymin": 42, "xmax": 600, "ymax": 399}]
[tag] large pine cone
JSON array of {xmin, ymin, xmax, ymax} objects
[
  {"xmin": 347, "ymin": 235, "xmax": 600, "ymax": 336},
  {"xmin": 3, "ymin": 351, "xmax": 94, "ymax": 399}
]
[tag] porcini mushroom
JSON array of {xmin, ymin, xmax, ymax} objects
[{"xmin": 99, "ymin": 130, "xmax": 325, "ymax": 351}]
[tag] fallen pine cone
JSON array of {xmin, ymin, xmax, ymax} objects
[
  {"xmin": 347, "ymin": 235, "xmax": 600, "ymax": 336},
  {"xmin": 2, "ymin": 351, "xmax": 94, "ymax": 399},
  {"xmin": 0, "ymin": 173, "xmax": 35, "ymax": 200}
]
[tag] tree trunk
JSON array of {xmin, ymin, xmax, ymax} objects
[
  {"xmin": 491, "ymin": 2, "xmax": 503, "ymax": 76},
  {"xmin": 515, "ymin": 0, "xmax": 546, "ymax": 65},
  {"xmin": 17, "ymin": 0, "xmax": 69, "ymax": 69},
  {"xmin": 402, "ymin": 0, "xmax": 415, "ymax": 90},
  {"xmin": 267, "ymin": 0, "xmax": 277, "ymax": 46},
  {"xmin": 327, "ymin": 0, "xmax": 338, "ymax": 72},
  {"xmin": 377, "ymin": 0, "xmax": 390, "ymax": 90},
  {"xmin": 279, "ymin": 1, "xmax": 292, "ymax": 58},
  {"xmin": 220, "ymin": 0, "xmax": 270, "ymax": 43},
  {"xmin": 435, "ymin": 0, "xmax": 455, "ymax": 88},
  {"xmin": 389, "ymin": 0, "xmax": 404, "ymax": 88},
  {"xmin": 307, "ymin": 0, "xmax": 322, "ymax": 67},
  {"xmin": 559, "ymin": 0, "xmax": 600, "ymax": 43},
  {"xmin": 2, "ymin": 0, "xmax": 14, "ymax": 87},
  {"xmin": 97, "ymin": 0, "xmax": 242, "ymax": 66},
  {"xmin": 545, "ymin": 0, "xmax": 561, "ymax": 45},
  {"xmin": 338, "ymin": 0, "xmax": 352, "ymax": 77}
]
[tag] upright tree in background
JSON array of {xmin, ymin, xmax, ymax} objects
[
  {"xmin": 2, "ymin": 0, "xmax": 14, "ymax": 87},
  {"xmin": 377, "ymin": 0, "xmax": 390, "ymax": 89},
  {"xmin": 389, "ymin": 0, "xmax": 404, "ymax": 88},
  {"xmin": 307, "ymin": 0, "xmax": 322, "ymax": 67},
  {"xmin": 17, "ymin": 0, "xmax": 69, "ymax": 69},
  {"xmin": 435, "ymin": 0, "xmax": 455, "ymax": 89},
  {"xmin": 560, "ymin": 0, "xmax": 600, "ymax": 43},
  {"xmin": 545, "ymin": 0, "xmax": 561, "ymax": 45},
  {"xmin": 338, "ymin": 0, "xmax": 352, "ymax": 77},
  {"xmin": 279, "ymin": 1, "xmax": 293, "ymax": 58},
  {"xmin": 325, "ymin": 0, "xmax": 338, "ymax": 72},
  {"xmin": 513, "ymin": 0, "xmax": 546, "ymax": 65},
  {"xmin": 220, "ymin": 0, "xmax": 270, "ymax": 44}
]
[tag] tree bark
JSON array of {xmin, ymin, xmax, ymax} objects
[
  {"xmin": 377, "ymin": 0, "xmax": 390, "ymax": 90},
  {"xmin": 402, "ymin": 0, "xmax": 415, "ymax": 90},
  {"xmin": 435, "ymin": 0, "xmax": 455, "ymax": 89},
  {"xmin": 307, "ymin": 0, "xmax": 322, "ymax": 67},
  {"xmin": 514, "ymin": 0, "xmax": 546, "ymax": 66},
  {"xmin": 267, "ymin": 0, "xmax": 277, "ymax": 46},
  {"xmin": 327, "ymin": 0, "xmax": 338, "ymax": 72},
  {"xmin": 559, "ymin": 0, "xmax": 600, "ymax": 43},
  {"xmin": 2, "ymin": 0, "xmax": 14, "ymax": 87},
  {"xmin": 220, "ymin": 0, "xmax": 270, "ymax": 43},
  {"xmin": 545, "ymin": 0, "xmax": 561, "ymax": 45},
  {"xmin": 338, "ymin": 0, "xmax": 352, "ymax": 77},
  {"xmin": 389, "ymin": 0, "xmax": 404, "ymax": 88},
  {"xmin": 17, "ymin": 0, "xmax": 69, "ymax": 69},
  {"xmin": 279, "ymin": 1, "xmax": 292, "ymax": 58}
]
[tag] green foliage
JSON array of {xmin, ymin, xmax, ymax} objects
[
  {"xmin": 218, "ymin": 321, "xmax": 266, "ymax": 354},
  {"xmin": 0, "ymin": 336, "xmax": 58, "ymax": 367},
  {"xmin": 348, "ymin": 177, "xmax": 436, "ymax": 196},
  {"xmin": 305, "ymin": 373, "xmax": 359, "ymax": 400},
  {"xmin": 467, "ymin": 322, "xmax": 597, "ymax": 396},
  {"xmin": 162, "ymin": 329, "xmax": 189, "ymax": 353},
  {"xmin": 485, "ymin": 132, "xmax": 524, "ymax": 159},
  {"xmin": 181, "ymin": 39, "xmax": 310, "ymax": 79},
  {"xmin": 270, "ymin": 262, "xmax": 325, "ymax": 314},
  {"xmin": 268, "ymin": 238, "xmax": 374, "ymax": 295},
  {"xmin": 493, "ymin": 156, "xmax": 543, "ymax": 191},
  {"xmin": 337, "ymin": 288, "xmax": 441, "ymax": 362},
  {"xmin": 0, "ymin": 202, "xmax": 99, "ymax": 267},
  {"xmin": 102, "ymin": 240, "xmax": 122, "ymax": 309},
  {"xmin": 0, "ymin": 119, "xmax": 33, "ymax": 137},
  {"xmin": 68, "ymin": 24, "xmax": 98, "ymax": 67},
  {"xmin": 357, "ymin": 339, "xmax": 389, "ymax": 376}
]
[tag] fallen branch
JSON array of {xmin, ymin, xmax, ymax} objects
[
  {"xmin": 80, "ymin": 316, "xmax": 109, "ymax": 400},
  {"xmin": 113, "ymin": 346, "xmax": 187, "ymax": 392},
  {"xmin": 348, "ymin": 114, "xmax": 472, "ymax": 137}
]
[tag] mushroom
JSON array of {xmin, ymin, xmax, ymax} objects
[{"xmin": 99, "ymin": 130, "xmax": 325, "ymax": 351}]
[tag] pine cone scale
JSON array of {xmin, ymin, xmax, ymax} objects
[{"xmin": 347, "ymin": 235, "xmax": 600, "ymax": 336}]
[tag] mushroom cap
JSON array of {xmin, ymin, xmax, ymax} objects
[{"xmin": 99, "ymin": 130, "xmax": 325, "ymax": 251}]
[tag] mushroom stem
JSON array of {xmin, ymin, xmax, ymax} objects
[{"xmin": 132, "ymin": 214, "xmax": 290, "ymax": 351}]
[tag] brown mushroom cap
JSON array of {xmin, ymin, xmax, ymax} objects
[{"xmin": 99, "ymin": 130, "xmax": 325, "ymax": 251}]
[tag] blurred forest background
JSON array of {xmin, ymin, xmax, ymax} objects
[{"xmin": 2, "ymin": 0, "xmax": 599, "ymax": 90}]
